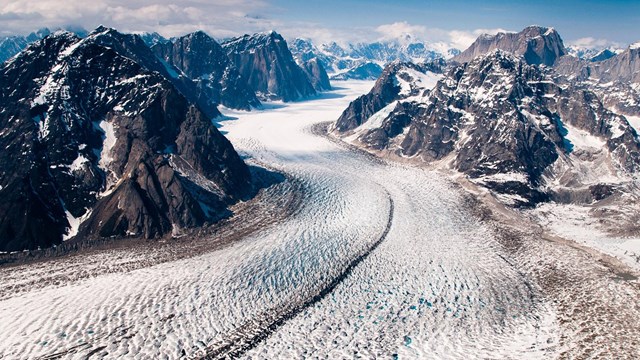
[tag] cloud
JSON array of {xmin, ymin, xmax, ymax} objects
[
  {"xmin": 447, "ymin": 28, "xmax": 511, "ymax": 50},
  {"xmin": 566, "ymin": 37, "xmax": 620, "ymax": 49},
  {"xmin": 0, "ymin": 2, "xmax": 513, "ymax": 52},
  {"xmin": 0, "ymin": 0, "xmax": 275, "ymax": 38},
  {"xmin": 375, "ymin": 21, "xmax": 428, "ymax": 41}
]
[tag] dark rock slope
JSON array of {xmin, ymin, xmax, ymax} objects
[
  {"xmin": 222, "ymin": 31, "xmax": 317, "ymax": 101},
  {"xmin": 152, "ymin": 31, "xmax": 261, "ymax": 110},
  {"xmin": 0, "ymin": 32, "xmax": 252, "ymax": 252},
  {"xmin": 300, "ymin": 58, "xmax": 331, "ymax": 91},
  {"xmin": 82, "ymin": 26, "xmax": 221, "ymax": 119}
]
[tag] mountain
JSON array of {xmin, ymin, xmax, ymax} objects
[
  {"xmin": 152, "ymin": 31, "xmax": 261, "ymax": 110},
  {"xmin": 82, "ymin": 26, "xmax": 221, "ymax": 119},
  {"xmin": 0, "ymin": 27, "xmax": 90, "ymax": 64},
  {"xmin": 330, "ymin": 63, "xmax": 384, "ymax": 81},
  {"xmin": 222, "ymin": 31, "xmax": 317, "ymax": 101},
  {"xmin": 334, "ymin": 50, "xmax": 640, "ymax": 206},
  {"xmin": 139, "ymin": 32, "xmax": 169, "ymax": 47},
  {"xmin": 567, "ymin": 46, "xmax": 621, "ymax": 62},
  {"xmin": 454, "ymin": 26, "xmax": 567, "ymax": 66},
  {"xmin": 289, "ymin": 37, "xmax": 459, "ymax": 80},
  {"xmin": 300, "ymin": 58, "xmax": 331, "ymax": 91},
  {"xmin": 333, "ymin": 59, "xmax": 446, "ymax": 133},
  {"xmin": 553, "ymin": 41, "xmax": 640, "ymax": 121},
  {"xmin": 0, "ymin": 31, "xmax": 252, "ymax": 252},
  {"xmin": 0, "ymin": 29, "xmax": 51, "ymax": 63}
]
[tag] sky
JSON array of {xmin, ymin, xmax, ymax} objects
[{"xmin": 0, "ymin": 0, "xmax": 638, "ymax": 50}]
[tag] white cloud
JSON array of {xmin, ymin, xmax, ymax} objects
[
  {"xmin": 0, "ymin": 2, "xmax": 517, "ymax": 52},
  {"xmin": 0, "ymin": 0, "xmax": 275, "ymax": 38},
  {"xmin": 566, "ymin": 37, "xmax": 620, "ymax": 50},
  {"xmin": 447, "ymin": 28, "xmax": 511, "ymax": 50}
]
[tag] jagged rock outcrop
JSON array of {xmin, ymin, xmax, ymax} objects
[
  {"xmin": 300, "ymin": 58, "xmax": 331, "ymax": 91},
  {"xmin": 454, "ymin": 26, "xmax": 567, "ymax": 66},
  {"xmin": 335, "ymin": 50, "xmax": 640, "ymax": 206},
  {"xmin": 222, "ymin": 31, "xmax": 317, "ymax": 101},
  {"xmin": 0, "ymin": 31, "xmax": 252, "ymax": 251},
  {"xmin": 152, "ymin": 31, "xmax": 260, "ymax": 110}
]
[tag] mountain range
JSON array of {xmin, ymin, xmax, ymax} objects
[
  {"xmin": 1, "ymin": 23, "xmax": 639, "ymax": 251},
  {"xmin": 0, "ymin": 27, "xmax": 328, "ymax": 251},
  {"xmin": 288, "ymin": 36, "xmax": 460, "ymax": 80},
  {"xmin": 333, "ymin": 25, "xmax": 640, "ymax": 207}
]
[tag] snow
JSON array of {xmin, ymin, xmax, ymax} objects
[
  {"xmin": 395, "ymin": 68, "xmax": 442, "ymax": 96},
  {"xmin": 561, "ymin": 121, "xmax": 606, "ymax": 151},
  {"xmin": 63, "ymin": 209, "xmax": 92, "ymax": 241},
  {"xmin": 2, "ymin": 81, "xmax": 640, "ymax": 359},
  {"xmin": 476, "ymin": 172, "xmax": 529, "ymax": 183},
  {"xmin": 97, "ymin": 120, "xmax": 116, "ymax": 170},
  {"xmin": 69, "ymin": 153, "xmax": 89, "ymax": 172},
  {"xmin": 355, "ymin": 101, "xmax": 398, "ymax": 132},
  {"xmin": 630, "ymin": 41, "xmax": 640, "ymax": 50},
  {"xmin": 528, "ymin": 202, "xmax": 640, "ymax": 271},
  {"xmin": 624, "ymin": 114, "xmax": 640, "ymax": 134}
]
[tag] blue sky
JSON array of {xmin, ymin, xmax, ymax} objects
[{"xmin": 0, "ymin": 0, "xmax": 638, "ymax": 49}]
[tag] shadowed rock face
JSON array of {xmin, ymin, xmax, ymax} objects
[
  {"xmin": 152, "ymin": 31, "xmax": 261, "ymax": 110},
  {"xmin": 335, "ymin": 50, "xmax": 640, "ymax": 206},
  {"xmin": 555, "ymin": 45, "xmax": 640, "ymax": 85},
  {"xmin": 454, "ymin": 26, "xmax": 567, "ymax": 66},
  {"xmin": 0, "ymin": 32, "xmax": 252, "ymax": 251},
  {"xmin": 301, "ymin": 58, "xmax": 331, "ymax": 91},
  {"xmin": 222, "ymin": 31, "xmax": 317, "ymax": 101}
]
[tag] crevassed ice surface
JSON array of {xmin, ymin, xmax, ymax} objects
[{"xmin": 0, "ymin": 81, "xmax": 558, "ymax": 359}]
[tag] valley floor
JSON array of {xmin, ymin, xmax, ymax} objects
[{"xmin": 0, "ymin": 81, "xmax": 639, "ymax": 359}]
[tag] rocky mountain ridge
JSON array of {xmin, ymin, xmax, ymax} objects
[
  {"xmin": 334, "ymin": 48, "xmax": 640, "ymax": 206},
  {"xmin": 152, "ymin": 30, "xmax": 261, "ymax": 110},
  {"xmin": 0, "ymin": 31, "xmax": 252, "ymax": 252}
]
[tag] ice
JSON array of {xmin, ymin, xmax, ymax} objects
[
  {"xmin": 2, "ymin": 81, "xmax": 639, "ymax": 359},
  {"xmin": 561, "ymin": 121, "xmax": 606, "ymax": 151}
]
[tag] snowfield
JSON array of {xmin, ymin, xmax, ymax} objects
[{"xmin": 1, "ymin": 81, "xmax": 639, "ymax": 359}]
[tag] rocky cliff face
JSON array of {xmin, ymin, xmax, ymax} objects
[
  {"xmin": 222, "ymin": 31, "xmax": 317, "ymax": 101},
  {"xmin": 335, "ymin": 50, "xmax": 640, "ymax": 206},
  {"xmin": 454, "ymin": 26, "xmax": 567, "ymax": 66},
  {"xmin": 152, "ymin": 31, "xmax": 261, "ymax": 110},
  {"xmin": 300, "ymin": 58, "xmax": 331, "ymax": 91},
  {"xmin": 0, "ymin": 32, "xmax": 252, "ymax": 252}
]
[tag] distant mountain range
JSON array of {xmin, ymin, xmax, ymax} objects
[{"xmin": 288, "ymin": 36, "xmax": 460, "ymax": 80}]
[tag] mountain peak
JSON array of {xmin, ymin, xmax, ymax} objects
[{"xmin": 454, "ymin": 25, "xmax": 566, "ymax": 66}]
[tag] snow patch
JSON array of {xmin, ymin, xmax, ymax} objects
[{"xmin": 562, "ymin": 121, "xmax": 606, "ymax": 151}]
